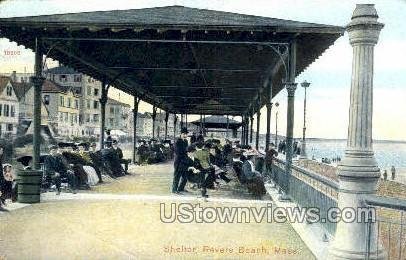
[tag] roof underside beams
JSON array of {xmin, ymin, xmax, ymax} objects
[{"xmin": 0, "ymin": 21, "xmax": 342, "ymax": 115}]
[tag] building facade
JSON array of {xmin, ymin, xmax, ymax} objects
[
  {"xmin": 45, "ymin": 66, "xmax": 102, "ymax": 137},
  {"xmin": 42, "ymin": 80, "xmax": 81, "ymax": 137},
  {"xmin": 0, "ymin": 76, "xmax": 19, "ymax": 138}
]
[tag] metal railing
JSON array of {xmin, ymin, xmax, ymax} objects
[
  {"xmin": 364, "ymin": 195, "xmax": 406, "ymax": 260},
  {"xmin": 270, "ymin": 158, "xmax": 339, "ymax": 236}
]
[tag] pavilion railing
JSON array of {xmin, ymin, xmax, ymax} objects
[
  {"xmin": 364, "ymin": 195, "xmax": 406, "ymax": 260},
  {"xmin": 269, "ymin": 158, "xmax": 339, "ymax": 236}
]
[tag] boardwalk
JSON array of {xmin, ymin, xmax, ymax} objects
[{"xmin": 0, "ymin": 161, "xmax": 314, "ymax": 259}]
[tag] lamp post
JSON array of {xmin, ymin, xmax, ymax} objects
[
  {"xmin": 274, "ymin": 102, "xmax": 279, "ymax": 147},
  {"xmin": 300, "ymin": 81, "xmax": 310, "ymax": 159}
]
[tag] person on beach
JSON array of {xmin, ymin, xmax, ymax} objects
[
  {"xmin": 172, "ymin": 127, "xmax": 189, "ymax": 194},
  {"xmin": 391, "ymin": 166, "xmax": 396, "ymax": 180}
]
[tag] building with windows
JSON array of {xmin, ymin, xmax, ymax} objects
[
  {"xmin": 45, "ymin": 66, "xmax": 102, "ymax": 137},
  {"xmin": 42, "ymin": 80, "xmax": 81, "ymax": 137},
  {"xmin": 106, "ymin": 98, "xmax": 131, "ymax": 132},
  {"xmin": 0, "ymin": 76, "xmax": 19, "ymax": 138}
]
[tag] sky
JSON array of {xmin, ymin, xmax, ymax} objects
[{"xmin": 0, "ymin": 0, "xmax": 405, "ymax": 141}]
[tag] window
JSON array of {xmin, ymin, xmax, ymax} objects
[
  {"xmin": 75, "ymin": 99, "xmax": 79, "ymax": 109},
  {"xmin": 94, "ymin": 88, "xmax": 99, "ymax": 96},
  {"xmin": 10, "ymin": 105, "xmax": 15, "ymax": 117},
  {"xmin": 93, "ymin": 114, "xmax": 99, "ymax": 123},
  {"xmin": 86, "ymin": 114, "xmax": 90, "ymax": 123},
  {"xmin": 6, "ymin": 86, "xmax": 12, "ymax": 96},
  {"xmin": 87, "ymin": 86, "xmax": 92, "ymax": 96},
  {"xmin": 0, "ymin": 104, "xmax": 2, "ymax": 116},
  {"xmin": 59, "ymin": 112, "xmax": 63, "ymax": 122},
  {"xmin": 74, "ymin": 75, "xmax": 82, "ymax": 82},
  {"xmin": 86, "ymin": 100, "xmax": 91, "ymax": 109},
  {"xmin": 4, "ymin": 105, "xmax": 9, "ymax": 117},
  {"xmin": 7, "ymin": 124, "xmax": 13, "ymax": 132},
  {"xmin": 60, "ymin": 96, "xmax": 64, "ymax": 107},
  {"xmin": 44, "ymin": 95, "xmax": 50, "ymax": 105},
  {"xmin": 93, "ymin": 100, "xmax": 99, "ymax": 109},
  {"xmin": 70, "ymin": 114, "xmax": 74, "ymax": 124},
  {"xmin": 67, "ymin": 97, "xmax": 72, "ymax": 108},
  {"xmin": 109, "ymin": 118, "xmax": 114, "ymax": 126},
  {"xmin": 59, "ymin": 75, "xmax": 67, "ymax": 82},
  {"xmin": 64, "ymin": 112, "xmax": 68, "ymax": 122},
  {"xmin": 110, "ymin": 107, "xmax": 114, "ymax": 114}
]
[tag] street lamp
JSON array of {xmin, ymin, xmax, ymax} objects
[
  {"xmin": 300, "ymin": 80, "xmax": 310, "ymax": 159},
  {"xmin": 275, "ymin": 102, "xmax": 279, "ymax": 147}
]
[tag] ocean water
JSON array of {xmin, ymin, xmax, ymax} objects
[{"xmin": 306, "ymin": 139, "xmax": 406, "ymax": 170}]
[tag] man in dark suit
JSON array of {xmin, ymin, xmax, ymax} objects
[
  {"xmin": 172, "ymin": 127, "xmax": 189, "ymax": 193},
  {"xmin": 112, "ymin": 140, "xmax": 130, "ymax": 174},
  {"xmin": 44, "ymin": 145, "xmax": 78, "ymax": 195}
]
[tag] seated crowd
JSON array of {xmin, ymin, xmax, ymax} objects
[
  {"xmin": 0, "ymin": 139, "xmax": 130, "ymax": 205},
  {"xmin": 136, "ymin": 139, "xmax": 174, "ymax": 164},
  {"xmin": 172, "ymin": 128, "xmax": 279, "ymax": 198}
]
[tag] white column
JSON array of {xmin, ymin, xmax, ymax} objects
[{"xmin": 329, "ymin": 4, "xmax": 384, "ymax": 260}]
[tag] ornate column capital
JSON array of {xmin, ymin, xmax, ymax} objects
[
  {"xmin": 284, "ymin": 82, "xmax": 297, "ymax": 97},
  {"xmin": 347, "ymin": 4, "xmax": 384, "ymax": 46}
]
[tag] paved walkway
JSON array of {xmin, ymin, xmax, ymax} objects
[{"xmin": 0, "ymin": 161, "xmax": 314, "ymax": 259}]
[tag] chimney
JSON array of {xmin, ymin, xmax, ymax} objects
[{"xmin": 11, "ymin": 71, "xmax": 17, "ymax": 82}]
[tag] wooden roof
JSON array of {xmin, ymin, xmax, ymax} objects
[{"xmin": 0, "ymin": 5, "xmax": 344, "ymax": 115}]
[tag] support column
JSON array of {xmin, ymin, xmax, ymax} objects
[
  {"xmin": 200, "ymin": 114, "xmax": 203, "ymax": 134},
  {"xmin": 164, "ymin": 112, "xmax": 169, "ymax": 139},
  {"xmin": 240, "ymin": 115, "xmax": 245, "ymax": 144},
  {"xmin": 202, "ymin": 115, "xmax": 206, "ymax": 136},
  {"xmin": 256, "ymin": 108, "xmax": 261, "ymax": 150},
  {"xmin": 329, "ymin": 4, "xmax": 384, "ymax": 259},
  {"xmin": 266, "ymin": 82, "xmax": 273, "ymax": 151},
  {"xmin": 250, "ymin": 113, "xmax": 254, "ymax": 144},
  {"xmin": 226, "ymin": 115, "xmax": 230, "ymax": 138},
  {"xmin": 152, "ymin": 106, "xmax": 157, "ymax": 138},
  {"xmin": 282, "ymin": 38, "xmax": 298, "ymax": 199},
  {"xmin": 132, "ymin": 96, "xmax": 139, "ymax": 164},
  {"xmin": 99, "ymin": 80, "xmax": 108, "ymax": 150},
  {"xmin": 173, "ymin": 115, "xmax": 178, "ymax": 140},
  {"xmin": 31, "ymin": 37, "xmax": 44, "ymax": 170}
]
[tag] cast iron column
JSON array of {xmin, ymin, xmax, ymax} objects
[
  {"xmin": 99, "ymin": 80, "xmax": 108, "ymax": 150},
  {"xmin": 256, "ymin": 100, "xmax": 261, "ymax": 150},
  {"xmin": 173, "ymin": 115, "xmax": 178, "ymax": 141},
  {"xmin": 31, "ymin": 37, "xmax": 44, "ymax": 170},
  {"xmin": 226, "ymin": 115, "xmax": 230, "ymax": 138},
  {"xmin": 250, "ymin": 112, "xmax": 254, "ymax": 144},
  {"xmin": 132, "ymin": 96, "xmax": 139, "ymax": 164},
  {"xmin": 281, "ymin": 38, "xmax": 297, "ymax": 200},
  {"xmin": 152, "ymin": 106, "xmax": 157, "ymax": 138},
  {"xmin": 266, "ymin": 82, "xmax": 273, "ymax": 151},
  {"xmin": 164, "ymin": 112, "xmax": 169, "ymax": 140},
  {"xmin": 329, "ymin": 4, "xmax": 384, "ymax": 259}
]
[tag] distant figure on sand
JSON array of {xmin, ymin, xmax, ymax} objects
[
  {"xmin": 391, "ymin": 166, "xmax": 396, "ymax": 180},
  {"xmin": 383, "ymin": 170, "xmax": 387, "ymax": 181}
]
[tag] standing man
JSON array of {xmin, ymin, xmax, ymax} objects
[
  {"xmin": 391, "ymin": 166, "xmax": 396, "ymax": 180},
  {"xmin": 172, "ymin": 127, "xmax": 189, "ymax": 194}
]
